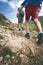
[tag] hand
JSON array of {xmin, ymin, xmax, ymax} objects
[
  {"xmin": 18, "ymin": 6, "xmax": 23, "ymax": 10},
  {"xmin": 20, "ymin": 5, "xmax": 23, "ymax": 9}
]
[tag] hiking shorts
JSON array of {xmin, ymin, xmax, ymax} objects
[
  {"xmin": 25, "ymin": 5, "xmax": 40, "ymax": 21},
  {"xmin": 18, "ymin": 17, "xmax": 23, "ymax": 23}
]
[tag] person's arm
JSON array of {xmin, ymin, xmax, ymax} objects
[
  {"xmin": 16, "ymin": 12, "xmax": 19, "ymax": 18},
  {"xmin": 19, "ymin": 0, "xmax": 28, "ymax": 9},
  {"xmin": 21, "ymin": 0, "xmax": 26, "ymax": 7}
]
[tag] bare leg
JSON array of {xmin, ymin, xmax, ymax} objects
[
  {"xmin": 25, "ymin": 20, "xmax": 30, "ymax": 39},
  {"xmin": 33, "ymin": 19, "xmax": 42, "ymax": 32},
  {"xmin": 33, "ymin": 19, "xmax": 43, "ymax": 44},
  {"xmin": 20, "ymin": 23, "xmax": 22, "ymax": 31},
  {"xmin": 25, "ymin": 20, "xmax": 30, "ymax": 33},
  {"xmin": 21, "ymin": 24, "xmax": 23, "ymax": 28},
  {"xmin": 18, "ymin": 23, "xmax": 21, "ymax": 29}
]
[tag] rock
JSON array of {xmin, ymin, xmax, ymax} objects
[
  {"xmin": 0, "ymin": 25, "xmax": 5, "ymax": 33},
  {"xmin": 0, "ymin": 22, "xmax": 43, "ymax": 65},
  {"xmin": 20, "ymin": 54, "xmax": 24, "ymax": 58},
  {"xmin": 7, "ymin": 59, "xmax": 12, "ymax": 64},
  {"xmin": 20, "ymin": 54, "xmax": 28, "ymax": 63},
  {"xmin": 15, "ymin": 55, "xmax": 21, "ymax": 64},
  {"xmin": 0, "ymin": 40, "xmax": 6, "ymax": 46},
  {"xmin": 6, "ymin": 63, "xmax": 8, "ymax": 65},
  {"xmin": 0, "ymin": 56, "xmax": 3, "ymax": 62},
  {"xmin": 11, "ymin": 56, "xmax": 15, "ymax": 60},
  {"xmin": 5, "ymin": 55, "xmax": 10, "ymax": 59}
]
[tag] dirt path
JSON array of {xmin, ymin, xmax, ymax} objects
[{"xmin": 0, "ymin": 26, "xmax": 43, "ymax": 65}]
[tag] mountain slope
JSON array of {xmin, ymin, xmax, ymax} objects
[
  {"xmin": 0, "ymin": 14, "xmax": 6, "ymax": 20},
  {"xmin": 0, "ymin": 14, "xmax": 43, "ymax": 65},
  {"xmin": 0, "ymin": 14, "xmax": 10, "ymax": 24},
  {"xmin": 0, "ymin": 14, "xmax": 14, "ymax": 30}
]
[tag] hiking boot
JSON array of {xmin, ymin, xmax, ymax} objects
[
  {"xmin": 25, "ymin": 33, "xmax": 30, "ymax": 39},
  {"xmin": 37, "ymin": 33, "xmax": 43, "ymax": 44}
]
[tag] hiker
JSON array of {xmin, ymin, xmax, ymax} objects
[
  {"xmin": 17, "ymin": 7, "xmax": 24, "ymax": 31},
  {"xmin": 19, "ymin": 0, "xmax": 43, "ymax": 44}
]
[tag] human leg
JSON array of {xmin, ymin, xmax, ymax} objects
[
  {"xmin": 32, "ymin": 6, "xmax": 43, "ymax": 44},
  {"xmin": 33, "ymin": 18, "xmax": 42, "ymax": 32},
  {"xmin": 25, "ymin": 5, "xmax": 33, "ymax": 39}
]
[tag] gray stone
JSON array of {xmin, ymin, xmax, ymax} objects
[
  {"xmin": 5, "ymin": 55, "xmax": 10, "ymax": 59},
  {"xmin": 0, "ymin": 56, "xmax": 3, "ymax": 62}
]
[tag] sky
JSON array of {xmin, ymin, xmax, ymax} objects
[{"xmin": 0, "ymin": 0, "xmax": 43, "ymax": 23}]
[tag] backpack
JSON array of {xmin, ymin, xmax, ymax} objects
[{"xmin": 19, "ymin": 10, "xmax": 24, "ymax": 17}]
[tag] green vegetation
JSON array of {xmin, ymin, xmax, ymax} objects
[
  {"xmin": 0, "ymin": 21, "xmax": 13, "ymax": 30},
  {"xmin": 29, "ymin": 21, "xmax": 37, "ymax": 31},
  {"xmin": 40, "ymin": 20, "xmax": 43, "ymax": 30},
  {"xmin": 0, "ymin": 14, "xmax": 43, "ymax": 31},
  {"xmin": 0, "ymin": 14, "xmax": 14, "ymax": 31},
  {"xmin": 0, "ymin": 46, "xmax": 14, "ymax": 57},
  {"xmin": 0, "ymin": 35, "xmax": 3, "ymax": 39},
  {"xmin": 0, "ymin": 14, "xmax": 6, "ymax": 20},
  {"xmin": 29, "ymin": 20, "xmax": 43, "ymax": 31},
  {"xmin": 3, "ymin": 46, "xmax": 14, "ymax": 56}
]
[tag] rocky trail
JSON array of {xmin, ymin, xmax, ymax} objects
[{"xmin": 0, "ymin": 25, "xmax": 43, "ymax": 65}]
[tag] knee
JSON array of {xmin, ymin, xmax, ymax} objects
[{"xmin": 33, "ymin": 18, "xmax": 38, "ymax": 23}]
